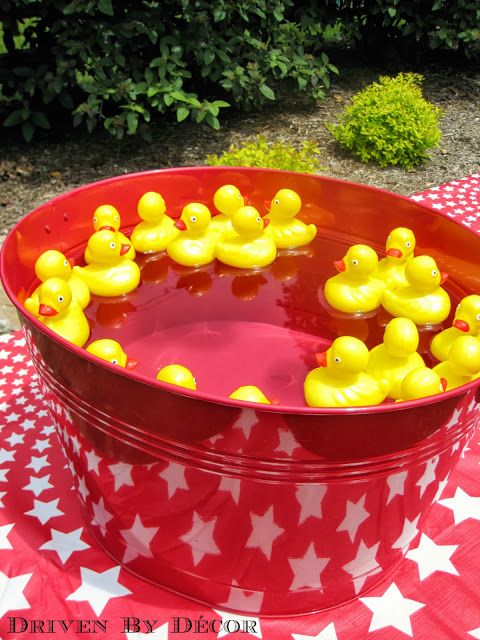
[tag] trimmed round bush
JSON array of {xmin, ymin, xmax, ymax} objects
[{"xmin": 328, "ymin": 73, "xmax": 443, "ymax": 170}]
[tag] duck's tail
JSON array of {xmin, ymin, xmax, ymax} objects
[
  {"xmin": 378, "ymin": 378, "xmax": 390, "ymax": 399},
  {"xmin": 307, "ymin": 224, "xmax": 318, "ymax": 242}
]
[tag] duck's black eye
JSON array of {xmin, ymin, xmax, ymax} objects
[
  {"xmin": 352, "ymin": 259, "xmax": 359, "ymax": 266},
  {"xmin": 58, "ymin": 296, "xmax": 64, "ymax": 303},
  {"xmin": 110, "ymin": 242, "xmax": 116, "ymax": 249},
  {"xmin": 111, "ymin": 359, "xmax": 118, "ymax": 365},
  {"xmin": 274, "ymin": 199, "xmax": 280, "ymax": 205},
  {"xmin": 406, "ymin": 241, "xmax": 411, "ymax": 248},
  {"xmin": 190, "ymin": 216, "xmax": 197, "ymax": 223},
  {"xmin": 432, "ymin": 269, "xmax": 438, "ymax": 277},
  {"xmin": 334, "ymin": 356, "xmax": 341, "ymax": 363}
]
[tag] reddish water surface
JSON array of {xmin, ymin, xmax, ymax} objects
[{"xmin": 70, "ymin": 230, "xmax": 464, "ymax": 408}]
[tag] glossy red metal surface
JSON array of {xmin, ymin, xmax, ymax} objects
[{"xmin": 2, "ymin": 167, "xmax": 480, "ymax": 615}]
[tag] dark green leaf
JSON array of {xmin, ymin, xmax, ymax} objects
[
  {"xmin": 259, "ymin": 84, "xmax": 275, "ymax": 100},
  {"xmin": 3, "ymin": 110, "xmax": 25, "ymax": 127},
  {"xmin": 126, "ymin": 112, "xmax": 138, "ymax": 134},
  {"xmin": 31, "ymin": 111, "xmax": 50, "ymax": 129},
  {"xmin": 98, "ymin": 0, "xmax": 114, "ymax": 16},
  {"xmin": 22, "ymin": 121, "xmax": 35, "ymax": 142}
]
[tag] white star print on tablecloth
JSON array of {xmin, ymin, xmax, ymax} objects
[
  {"xmin": 0, "ymin": 570, "xmax": 32, "ymax": 618},
  {"xmin": 180, "ymin": 511, "xmax": 220, "ymax": 566},
  {"xmin": 159, "ymin": 461, "xmax": 189, "ymax": 499},
  {"xmin": 336, "ymin": 494, "xmax": 370, "ymax": 543},
  {"xmin": 292, "ymin": 622, "xmax": 338, "ymax": 640},
  {"xmin": 438, "ymin": 487, "xmax": 480, "ymax": 524},
  {"xmin": 120, "ymin": 514, "xmax": 159, "ymax": 564},
  {"xmin": 288, "ymin": 542, "xmax": 330, "ymax": 590},
  {"xmin": 406, "ymin": 533, "xmax": 458, "ymax": 580},
  {"xmin": 39, "ymin": 527, "xmax": 90, "ymax": 564},
  {"xmin": 246, "ymin": 505, "xmax": 285, "ymax": 560},
  {"xmin": 360, "ymin": 582, "xmax": 425, "ymax": 635},
  {"xmin": 66, "ymin": 566, "xmax": 132, "ymax": 616}
]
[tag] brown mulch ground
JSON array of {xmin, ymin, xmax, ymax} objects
[{"xmin": 1, "ymin": 57, "xmax": 479, "ymax": 332}]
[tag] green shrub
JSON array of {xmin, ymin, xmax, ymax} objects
[
  {"xmin": 0, "ymin": 0, "xmax": 337, "ymax": 141},
  {"xmin": 328, "ymin": 73, "xmax": 443, "ymax": 170},
  {"xmin": 206, "ymin": 135, "xmax": 322, "ymax": 173}
]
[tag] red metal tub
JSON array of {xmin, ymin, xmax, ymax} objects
[{"xmin": 1, "ymin": 167, "xmax": 479, "ymax": 616}]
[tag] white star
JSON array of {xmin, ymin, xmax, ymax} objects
[
  {"xmin": 5, "ymin": 412, "xmax": 20, "ymax": 423},
  {"xmin": 0, "ymin": 447, "xmax": 15, "ymax": 464},
  {"xmin": 23, "ymin": 474, "xmax": 53, "ymax": 497},
  {"xmin": 342, "ymin": 540, "xmax": 380, "ymax": 594},
  {"xmin": 433, "ymin": 475, "xmax": 450, "ymax": 502},
  {"xmin": 159, "ymin": 461, "xmax": 188, "ymax": 499},
  {"xmin": 76, "ymin": 476, "xmax": 89, "ymax": 503},
  {"xmin": 0, "ymin": 570, "xmax": 32, "ymax": 618},
  {"xmin": 1, "ymin": 365, "xmax": 13, "ymax": 374},
  {"xmin": 360, "ymin": 582, "xmax": 424, "ymax": 636},
  {"xmin": 0, "ymin": 468, "xmax": 10, "ymax": 482},
  {"xmin": 392, "ymin": 515, "xmax": 420, "ymax": 549},
  {"xmin": 410, "ymin": 195, "xmax": 424, "ymax": 201},
  {"xmin": 387, "ymin": 471, "xmax": 407, "ymax": 504},
  {"xmin": 292, "ymin": 622, "xmax": 338, "ymax": 640},
  {"xmin": 233, "ymin": 409, "xmax": 258, "ymax": 439},
  {"xmin": 296, "ymin": 484, "xmax": 327, "ymax": 524},
  {"xmin": 0, "ymin": 349, "xmax": 10, "ymax": 359},
  {"xmin": 32, "ymin": 439, "xmax": 51, "ymax": 453},
  {"xmin": 288, "ymin": 542, "xmax": 329, "ymax": 590},
  {"xmin": 109, "ymin": 461, "xmax": 134, "ymax": 492},
  {"xmin": 275, "ymin": 430, "xmax": 299, "ymax": 456},
  {"xmin": 0, "ymin": 522, "xmax": 15, "ymax": 549},
  {"xmin": 85, "ymin": 449, "xmax": 102, "ymax": 475},
  {"xmin": 125, "ymin": 622, "xmax": 169, "ymax": 640},
  {"xmin": 0, "ymin": 491, "xmax": 6, "ymax": 507},
  {"xmin": 246, "ymin": 505, "xmax": 284, "ymax": 560},
  {"xmin": 120, "ymin": 514, "xmax": 159, "ymax": 563},
  {"xmin": 11, "ymin": 353, "xmax": 25, "ymax": 363},
  {"xmin": 406, "ymin": 533, "xmax": 458, "ymax": 580},
  {"xmin": 218, "ymin": 580, "xmax": 264, "ymax": 614},
  {"xmin": 218, "ymin": 476, "xmax": 241, "ymax": 505},
  {"xmin": 25, "ymin": 498, "xmax": 64, "ymax": 525},
  {"xmin": 41, "ymin": 424, "xmax": 56, "ymax": 436},
  {"xmin": 213, "ymin": 609, "xmax": 262, "ymax": 639},
  {"xmin": 66, "ymin": 566, "xmax": 132, "ymax": 616},
  {"xmin": 5, "ymin": 432, "xmax": 24, "ymax": 447},
  {"xmin": 70, "ymin": 435, "xmax": 82, "ymax": 454},
  {"xmin": 180, "ymin": 511, "xmax": 220, "ymax": 566},
  {"xmin": 469, "ymin": 628, "xmax": 480, "ymax": 639},
  {"xmin": 26, "ymin": 455, "xmax": 50, "ymax": 474},
  {"xmin": 416, "ymin": 456, "xmax": 438, "ymax": 497},
  {"xmin": 92, "ymin": 497, "xmax": 113, "ymax": 535},
  {"xmin": 39, "ymin": 527, "xmax": 90, "ymax": 563},
  {"xmin": 439, "ymin": 487, "xmax": 480, "ymax": 524},
  {"xmin": 37, "ymin": 409, "xmax": 48, "ymax": 418},
  {"xmin": 0, "ymin": 401, "xmax": 8, "ymax": 411},
  {"xmin": 20, "ymin": 418, "xmax": 36, "ymax": 431},
  {"xmin": 336, "ymin": 494, "xmax": 369, "ymax": 542},
  {"xmin": 431, "ymin": 203, "xmax": 444, "ymax": 210}
]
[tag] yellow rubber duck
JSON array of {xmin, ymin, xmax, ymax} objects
[
  {"xmin": 216, "ymin": 206, "xmax": 277, "ymax": 269},
  {"xmin": 366, "ymin": 317, "xmax": 425, "ymax": 400},
  {"xmin": 156, "ymin": 364, "xmax": 197, "ymax": 390},
  {"xmin": 381, "ymin": 255, "xmax": 451, "ymax": 326},
  {"xmin": 167, "ymin": 203, "xmax": 216, "ymax": 267},
  {"xmin": 85, "ymin": 204, "xmax": 135, "ymax": 263},
  {"xmin": 304, "ymin": 336, "xmax": 390, "ymax": 407},
  {"xmin": 24, "ymin": 249, "xmax": 90, "ymax": 313},
  {"xmin": 264, "ymin": 188, "xmax": 317, "ymax": 249},
  {"xmin": 323, "ymin": 244, "xmax": 385, "ymax": 314},
  {"xmin": 130, "ymin": 191, "xmax": 179, "ymax": 253},
  {"xmin": 209, "ymin": 184, "xmax": 246, "ymax": 237},
  {"xmin": 375, "ymin": 227, "xmax": 416, "ymax": 289},
  {"xmin": 73, "ymin": 230, "xmax": 140, "ymax": 297},
  {"xmin": 396, "ymin": 367, "xmax": 447, "ymax": 402},
  {"xmin": 34, "ymin": 277, "xmax": 90, "ymax": 347},
  {"xmin": 86, "ymin": 339, "xmax": 138, "ymax": 369},
  {"xmin": 229, "ymin": 385, "xmax": 273, "ymax": 404},
  {"xmin": 430, "ymin": 294, "xmax": 480, "ymax": 362},
  {"xmin": 433, "ymin": 335, "xmax": 480, "ymax": 390}
]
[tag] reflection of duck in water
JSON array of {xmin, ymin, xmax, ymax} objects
[
  {"xmin": 136, "ymin": 252, "xmax": 169, "ymax": 284},
  {"xmin": 176, "ymin": 271, "xmax": 212, "ymax": 297},
  {"xmin": 324, "ymin": 244, "xmax": 385, "ymax": 314},
  {"xmin": 264, "ymin": 189, "xmax": 317, "ymax": 249},
  {"xmin": 304, "ymin": 336, "xmax": 390, "ymax": 407}
]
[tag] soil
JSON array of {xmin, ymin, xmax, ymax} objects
[{"xmin": 1, "ymin": 56, "xmax": 479, "ymax": 332}]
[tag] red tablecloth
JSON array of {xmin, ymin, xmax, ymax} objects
[{"xmin": 0, "ymin": 173, "xmax": 479, "ymax": 639}]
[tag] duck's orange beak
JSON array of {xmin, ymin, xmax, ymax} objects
[
  {"xmin": 68, "ymin": 257, "xmax": 75, "ymax": 267},
  {"xmin": 440, "ymin": 272, "xmax": 449, "ymax": 285},
  {"xmin": 263, "ymin": 218, "xmax": 270, "ymax": 229},
  {"xmin": 264, "ymin": 200, "xmax": 271, "ymax": 212},
  {"xmin": 175, "ymin": 219, "xmax": 187, "ymax": 231},
  {"xmin": 386, "ymin": 247, "xmax": 402, "ymax": 258},
  {"xmin": 125, "ymin": 358, "xmax": 138, "ymax": 370},
  {"xmin": 39, "ymin": 304, "xmax": 58, "ymax": 317},
  {"xmin": 100, "ymin": 225, "xmax": 115, "ymax": 232},
  {"xmin": 269, "ymin": 397, "xmax": 280, "ymax": 405},
  {"xmin": 315, "ymin": 351, "xmax": 328, "ymax": 367},
  {"xmin": 120, "ymin": 243, "xmax": 131, "ymax": 256},
  {"xmin": 440, "ymin": 377, "xmax": 448, "ymax": 392},
  {"xmin": 334, "ymin": 259, "xmax": 346, "ymax": 272},
  {"xmin": 453, "ymin": 319, "xmax": 470, "ymax": 332}
]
